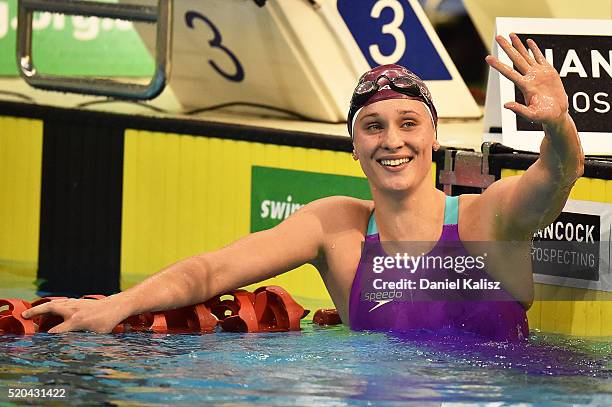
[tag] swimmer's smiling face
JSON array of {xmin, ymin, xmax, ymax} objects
[{"xmin": 352, "ymin": 98, "xmax": 438, "ymax": 194}]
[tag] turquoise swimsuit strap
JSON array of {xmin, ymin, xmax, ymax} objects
[
  {"xmin": 366, "ymin": 195, "xmax": 459, "ymax": 235},
  {"xmin": 443, "ymin": 195, "xmax": 459, "ymax": 225},
  {"xmin": 367, "ymin": 209, "xmax": 378, "ymax": 235}
]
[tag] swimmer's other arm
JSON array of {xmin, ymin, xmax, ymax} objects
[
  {"xmin": 478, "ymin": 33, "xmax": 584, "ymax": 239},
  {"xmin": 21, "ymin": 199, "xmax": 331, "ymax": 333}
]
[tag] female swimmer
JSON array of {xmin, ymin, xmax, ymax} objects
[{"xmin": 22, "ymin": 34, "xmax": 583, "ymax": 340}]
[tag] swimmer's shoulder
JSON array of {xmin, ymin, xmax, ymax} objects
[
  {"xmin": 456, "ymin": 193, "xmax": 504, "ymax": 240},
  {"xmin": 299, "ymin": 196, "xmax": 373, "ymax": 236}
]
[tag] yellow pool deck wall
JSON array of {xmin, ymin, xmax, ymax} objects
[
  {"xmin": 0, "ymin": 116, "xmax": 42, "ymax": 297},
  {"xmin": 1, "ymin": 113, "xmax": 611, "ymax": 336}
]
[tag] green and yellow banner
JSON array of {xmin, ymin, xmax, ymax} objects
[{"xmin": 250, "ymin": 166, "xmax": 371, "ymax": 233}]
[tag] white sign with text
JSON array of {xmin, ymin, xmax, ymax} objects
[
  {"xmin": 483, "ymin": 18, "xmax": 612, "ymax": 155},
  {"xmin": 533, "ymin": 199, "xmax": 612, "ymax": 292}
]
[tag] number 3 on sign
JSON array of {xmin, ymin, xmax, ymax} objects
[
  {"xmin": 369, "ymin": 0, "xmax": 406, "ymax": 65},
  {"xmin": 185, "ymin": 11, "xmax": 245, "ymax": 82}
]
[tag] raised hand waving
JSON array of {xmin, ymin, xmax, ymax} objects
[{"xmin": 486, "ymin": 33, "xmax": 569, "ymax": 128}]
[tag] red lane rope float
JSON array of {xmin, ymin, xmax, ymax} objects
[
  {"xmin": 149, "ymin": 303, "xmax": 218, "ymax": 334},
  {"xmin": 313, "ymin": 309, "xmax": 342, "ymax": 326},
  {"xmin": 0, "ymin": 286, "xmax": 312, "ymax": 335},
  {"xmin": 254, "ymin": 286, "xmax": 310, "ymax": 332},
  {"xmin": 112, "ymin": 312, "xmax": 155, "ymax": 334},
  {"xmin": 212, "ymin": 290, "xmax": 259, "ymax": 333},
  {"xmin": 0, "ymin": 299, "xmax": 36, "ymax": 335}
]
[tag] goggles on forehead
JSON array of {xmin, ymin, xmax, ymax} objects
[
  {"xmin": 350, "ymin": 74, "xmax": 428, "ymax": 109},
  {"xmin": 347, "ymin": 73, "xmax": 436, "ymax": 137}
]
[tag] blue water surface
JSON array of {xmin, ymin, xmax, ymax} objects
[{"xmin": 1, "ymin": 323, "xmax": 611, "ymax": 406}]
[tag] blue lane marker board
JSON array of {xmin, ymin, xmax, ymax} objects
[{"xmin": 337, "ymin": 0, "xmax": 452, "ymax": 80}]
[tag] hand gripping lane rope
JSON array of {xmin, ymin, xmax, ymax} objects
[{"xmin": 0, "ymin": 286, "xmax": 316, "ymax": 335}]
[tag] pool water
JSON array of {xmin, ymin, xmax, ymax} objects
[{"xmin": 1, "ymin": 322, "xmax": 611, "ymax": 406}]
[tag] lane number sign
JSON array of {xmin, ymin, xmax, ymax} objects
[{"xmin": 337, "ymin": 0, "xmax": 451, "ymax": 80}]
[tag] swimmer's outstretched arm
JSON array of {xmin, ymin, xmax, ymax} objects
[
  {"xmin": 478, "ymin": 33, "xmax": 584, "ymax": 238},
  {"xmin": 21, "ymin": 203, "xmax": 327, "ymax": 333}
]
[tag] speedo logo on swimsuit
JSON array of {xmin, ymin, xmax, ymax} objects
[{"xmin": 260, "ymin": 196, "xmax": 304, "ymax": 221}]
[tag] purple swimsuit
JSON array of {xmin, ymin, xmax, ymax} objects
[{"xmin": 349, "ymin": 195, "xmax": 529, "ymax": 342}]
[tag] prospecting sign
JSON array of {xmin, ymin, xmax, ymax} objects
[
  {"xmin": 532, "ymin": 199, "xmax": 612, "ymax": 292},
  {"xmin": 250, "ymin": 166, "xmax": 371, "ymax": 233},
  {"xmin": 484, "ymin": 17, "xmax": 612, "ymax": 155}
]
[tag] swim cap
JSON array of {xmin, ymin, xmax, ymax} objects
[{"xmin": 347, "ymin": 64, "xmax": 438, "ymax": 138}]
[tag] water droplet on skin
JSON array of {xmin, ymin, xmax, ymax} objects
[{"xmin": 331, "ymin": 244, "xmax": 336, "ymax": 249}]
